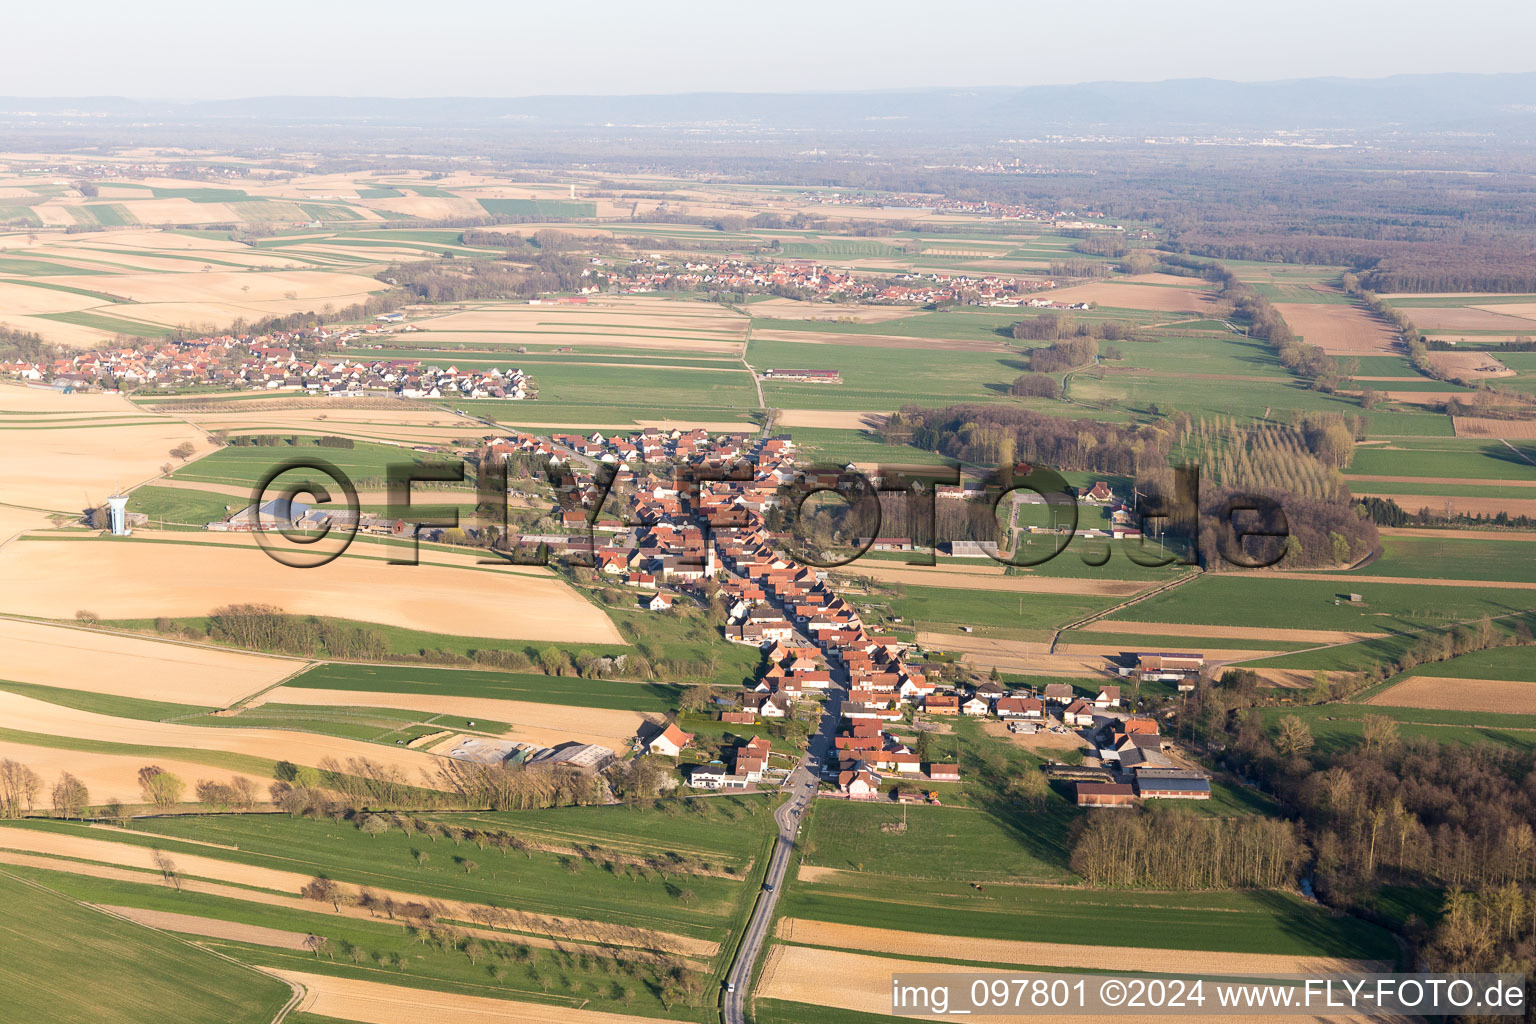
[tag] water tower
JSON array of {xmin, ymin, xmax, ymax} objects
[{"xmin": 105, "ymin": 493, "xmax": 130, "ymax": 536}]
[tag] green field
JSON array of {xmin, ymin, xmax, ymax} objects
[
  {"xmin": 1111, "ymin": 574, "xmax": 1536, "ymax": 633},
  {"xmin": 3, "ymin": 799, "xmax": 773, "ymax": 946},
  {"xmin": 781, "ymin": 881, "xmax": 1396, "ymax": 960},
  {"xmin": 36, "ymin": 311, "xmax": 177, "ymax": 336},
  {"xmin": 884, "ymin": 583, "xmax": 1112, "ymax": 639},
  {"xmin": 169, "ymin": 437, "xmax": 432, "ymax": 487},
  {"xmin": 799, "ymin": 801, "xmax": 1074, "ymax": 882},
  {"xmin": 1348, "ymin": 440, "xmax": 1536, "ymax": 480},
  {"xmin": 129, "ymin": 484, "xmax": 241, "ymax": 525},
  {"xmin": 1259, "ymin": 703, "xmax": 1536, "ymax": 754},
  {"xmin": 0, "ymin": 869, "xmax": 291, "ymax": 1024},
  {"xmin": 291, "ymin": 662, "xmax": 683, "ymax": 713}
]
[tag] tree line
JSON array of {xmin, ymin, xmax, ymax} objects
[{"xmin": 1070, "ymin": 805, "xmax": 1306, "ymax": 889}]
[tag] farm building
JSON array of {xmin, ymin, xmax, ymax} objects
[
  {"xmin": 1134, "ymin": 774, "xmax": 1212, "ymax": 800},
  {"xmin": 1076, "ymin": 782, "xmax": 1134, "ymax": 807},
  {"xmin": 530, "ymin": 743, "xmax": 615, "ymax": 773},
  {"xmin": 1122, "ymin": 652, "xmax": 1204, "ymax": 684},
  {"xmin": 647, "ymin": 722, "xmax": 693, "ymax": 757},
  {"xmin": 1043, "ymin": 683, "xmax": 1075, "ymax": 704}
]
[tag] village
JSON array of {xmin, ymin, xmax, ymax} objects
[
  {"xmin": 390, "ymin": 424, "xmax": 1213, "ymax": 810},
  {"xmin": 182, "ymin": 418, "xmax": 1214, "ymax": 813},
  {"xmin": 586, "ymin": 253, "xmax": 1063, "ymax": 307},
  {"xmin": 0, "ymin": 323, "xmax": 530, "ymax": 400}
]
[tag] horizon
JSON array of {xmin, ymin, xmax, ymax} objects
[
  {"xmin": 8, "ymin": 68, "xmax": 1536, "ymax": 104},
  {"xmin": 6, "ymin": 0, "xmax": 1535, "ymax": 99}
]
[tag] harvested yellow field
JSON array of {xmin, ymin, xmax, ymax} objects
[
  {"xmin": 1427, "ymin": 351, "xmax": 1513, "ymax": 378},
  {"xmin": 0, "ymin": 505, "xmax": 55, "ymax": 545},
  {"xmin": 100, "ymin": 906, "xmax": 312, "ymax": 950},
  {"xmin": 0, "ymin": 740, "xmax": 272, "ymax": 806},
  {"xmin": 1084, "ymin": 620, "xmax": 1388, "ymax": 644},
  {"xmin": 751, "ymin": 327, "xmax": 1008, "ymax": 352},
  {"xmin": 0, "ymin": 312, "xmax": 113, "ymax": 346},
  {"xmin": 270, "ymin": 970, "xmax": 672, "ymax": 1024},
  {"xmin": 47, "ymin": 269, "xmax": 382, "ymax": 304},
  {"xmin": 177, "ymin": 402, "xmax": 489, "ymax": 445},
  {"xmin": 840, "ymin": 562, "xmax": 1150, "ymax": 597},
  {"xmin": 1346, "ymin": 473, "xmax": 1536, "ymax": 488},
  {"xmin": 748, "ymin": 298, "xmax": 927, "ymax": 323},
  {"xmin": 1381, "ymin": 527, "xmax": 1536, "ymax": 542},
  {"xmin": 272, "ymin": 685, "xmax": 649, "ymax": 753},
  {"xmin": 1404, "ymin": 306, "xmax": 1536, "ymax": 331},
  {"xmin": 0, "ymin": 617, "xmax": 302, "ymax": 705},
  {"xmin": 1453, "ymin": 417, "xmax": 1536, "ymax": 440},
  {"xmin": 1356, "ymin": 492, "xmax": 1536, "ymax": 517},
  {"xmin": 775, "ymin": 919, "xmax": 1389, "ymax": 975},
  {"xmin": 1044, "ymin": 276, "xmax": 1217, "ymax": 314},
  {"xmin": 0, "ymin": 535, "xmax": 623, "ymax": 643},
  {"xmin": 0, "ymin": 690, "xmax": 448, "ymax": 783},
  {"xmin": 1367, "ymin": 676, "xmax": 1536, "ymax": 714},
  {"xmin": 759, "ymin": 943, "xmax": 1385, "ymax": 1021},
  {"xmin": 1275, "ymin": 299, "xmax": 1399, "ymax": 355},
  {"xmin": 0, "ymin": 387, "xmax": 211, "ymax": 511},
  {"xmin": 0, "ymin": 282, "xmax": 104, "ymax": 314},
  {"xmin": 776, "ymin": 409, "xmax": 889, "ymax": 429}
]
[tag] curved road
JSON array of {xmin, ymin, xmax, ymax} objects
[{"xmin": 722, "ymin": 677, "xmax": 843, "ymax": 1024}]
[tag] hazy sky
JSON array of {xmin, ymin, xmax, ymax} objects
[{"xmin": 7, "ymin": 0, "xmax": 1535, "ymax": 98}]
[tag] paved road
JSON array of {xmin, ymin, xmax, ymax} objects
[{"xmin": 722, "ymin": 674, "xmax": 844, "ymax": 1024}]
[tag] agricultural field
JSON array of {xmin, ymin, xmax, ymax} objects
[
  {"xmin": 0, "ymin": 533, "xmax": 621, "ymax": 644},
  {"xmin": 5, "ymin": 150, "xmax": 1536, "ymax": 1024},
  {"xmin": 0, "ymin": 869, "xmax": 292, "ymax": 1024}
]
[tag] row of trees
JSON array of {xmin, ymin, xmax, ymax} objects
[
  {"xmin": 884, "ymin": 402, "xmax": 1181, "ymax": 479},
  {"xmin": 206, "ymin": 604, "xmax": 391, "ymax": 660},
  {"xmin": 1010, "ymin": 314, "xmax": 1141, "ymax": 343},
  {"xmin": 1069, "ymin": 805, "xmax": 1306, "ymax": 889}
]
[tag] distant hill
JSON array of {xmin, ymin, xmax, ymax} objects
[{"xmin": 4, "ymin": 73, "xmax": 1536, "ymax": 138}]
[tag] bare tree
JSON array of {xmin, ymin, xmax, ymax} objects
[
  {"xmin": 51, "ymin": 772, "xmax": 89, "ymax": 820},
  {"xmin": 151, "ymin": 849, "xmax": 181, "ymax": 891},
  {"xmin": 0, "ymin": 760, "xmax": 42, "ymax": 818}
]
